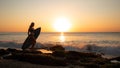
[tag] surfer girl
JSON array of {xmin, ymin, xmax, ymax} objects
[{"xmin": 28, "ymin": 22, "xmax": 36, "ymax": 48}]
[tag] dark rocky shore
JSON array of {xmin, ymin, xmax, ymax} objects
[{"xmin": 0, "ymin": 45, "xmax": 120, "ymax": 68}]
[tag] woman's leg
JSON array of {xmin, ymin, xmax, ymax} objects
[{"xmin": 31, "ymin": 40, "xmax": 36, "ymax": 48}]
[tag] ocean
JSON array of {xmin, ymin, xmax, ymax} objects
[{"xmin": 0, "ymin": 32, "xmax": 120, "ymax": 58}]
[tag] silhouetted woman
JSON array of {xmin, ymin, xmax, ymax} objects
[{"xmin": 28, "ymin": 22, "xmax": 36, "ymax": 48}]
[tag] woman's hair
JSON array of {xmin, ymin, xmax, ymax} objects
[{"xmin": 30, "ymin": 22, "xmax": 34, "ymax": 28}]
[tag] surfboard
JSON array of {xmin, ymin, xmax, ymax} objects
[{"xmin": 22, "ymin": 27, "xmax": 41, "ymax": 50}]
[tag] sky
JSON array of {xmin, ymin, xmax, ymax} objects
[{"xmin": 0, "ymin": 0, "xmax": 120, "ymax": 32}]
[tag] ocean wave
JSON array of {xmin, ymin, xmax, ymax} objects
[
  {"xmin": 82, "ymin": 44, "xmax": 120, "ymax": 56},
  {"xmin": 0, "ymin": 41, "xmax": 44, "ymax": 49}
]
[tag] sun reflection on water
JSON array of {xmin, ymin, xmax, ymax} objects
[{"xmin": 59, "ymin": 32, "xmax": 65, "ymax": 42}]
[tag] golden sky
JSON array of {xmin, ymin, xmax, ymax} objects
[{"xmin": 0, "ymin": 0, "xmax": 120, "ymax": 32}]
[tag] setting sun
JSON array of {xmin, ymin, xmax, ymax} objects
[{"xmin": 53, "ymin": 17, "xmax": 71, "ymax": 32}]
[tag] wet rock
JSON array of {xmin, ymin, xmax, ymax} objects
[
  {"xmin": 0, "ymin": 49, "xmax": 10, "ymax": 56},
  {"xmin": 4, "ymin": 48, "xmax": 67, "ymax": 66},
  {"xmin": 52, "ymin": 51, "xmax": 66, "ymax": 57},
  {"xmin": 66, "ymin": 51, "xmax": 101, "ymax": 60},
  {"xmin": 50, "ymin": 45, "xmax": 65, "ymax": 51},
  {"xmin": 1, "ymin": 48, "xmax": 114, "ymax": 67},
  {"xmin": 110, "ymin": 56, "xmax": 120, "ymax": 61},
  {"xmin": 9, "ymin": 53, "xmax": 67, "ymax": 66},
  {"xmin": 7, "ymin": 48, "xmax": 17, "ymax": 52}
]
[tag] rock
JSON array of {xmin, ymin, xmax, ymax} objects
[
  {"xmin": 7, "ymin": 48, "xmax": 17, "ymax": 52},
  {"xmin": 111, "ymin": 56, "xmax": 120, "ymax": 61},
  {"xmin": 52, "ymin": 51, "xmax": 66, "ymax": 57},
  {"xmin": 0, "ymin": 49, "xmax": 10, "ymax": 56},
  {"xmin": 50, "ymin": 45, "xmax": 65, "ymax": 52},
  {"xmin": 10, "ymin": 53, "xmax": 67, "ymax": 66},
  {"xmin": 66, "ymin": 51, "xmax": 101, "ymax": 59}
]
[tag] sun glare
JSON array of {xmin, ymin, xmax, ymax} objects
[{"xmin": 53, "ymin": 17, "xmax": 71, "ymax": 32}]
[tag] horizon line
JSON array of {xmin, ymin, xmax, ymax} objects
[{"xmin": 0, "ymin": 31, "xmax": 120, "ymax": 33}]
